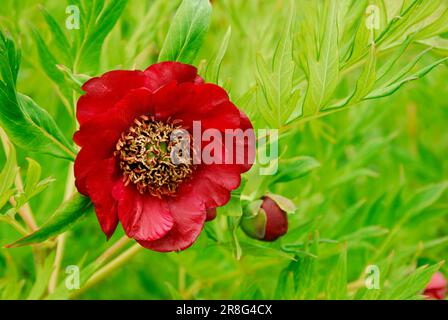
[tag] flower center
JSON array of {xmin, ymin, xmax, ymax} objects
[{"xmin": 115, "ymin": 115, "xmax": 194, "ymax": 198}]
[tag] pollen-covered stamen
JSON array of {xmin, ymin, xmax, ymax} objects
[{"xmin": 115, "ymin": 115, "xmax": 194, "ymax": 197}]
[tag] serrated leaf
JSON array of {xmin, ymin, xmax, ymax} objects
[
  {"xmin": 158, "ymin": 0, "xmax": 212, "ymax": 64},
  {"xmin": 303, "ymin": 0, "xmax": 339, "ymax": 115},
  {"xmin": 6, "ymin": 193, "xmax": 92, "ymax": 248}
]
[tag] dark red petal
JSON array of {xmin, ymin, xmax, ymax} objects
[
  {"xmin": 77, "ymin": 70, "xmax": 147, "ymax": 125},
  {"xmin": 84, "ymin": 158, "xmax": 120, "ymax": 239},
  {"xmin": 74, "ymin": 133, "xmax": 119, "ymax": 195},
  {"xmin": 262, "ymin": 197, "xmax": 288, "ymax": 241},
  {"xmin": 205, "ymin": 208, "xmax": 217, "ymax": 221},
  {"xmin": 237, "ymin": 110, "xmax": 255, "ymax": 173},
  {"xmin": 74, "ymin": 88, "xmax": 155, "ymax": 147},
  {"xmin": 152, "ymin": 83, "xmax": 241, "ymax": 131},
  {"xmin": 113, "ymin": 183, "xmax": 174, "ymax": 241},
  {"xmin": 144, "ymin": 61, "xmax": 202, "ymax": 92},
  {"xmin": 137, "ymin": 190, "xmax": 206, "ymax": 252}
]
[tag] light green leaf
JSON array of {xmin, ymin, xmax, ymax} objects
[
  {"xmin": 326, "ymin": 245, "xmax": 347, "ymax": 299},
  {"xmin": 158, "ymin": 0, "xmax": 212, "ymax": 64},
  {"xmin": 404, "ymin": 181, "xmax": 448, "ymax": 219},
  {"xmin": 26, "ymin": 252, "xmax": 55, "ymax": 300},
  {"xmin": 0, "ymin": 142, "xmax": 17, "ymax": 209},
  {"xmin": 6, "ymin": 193, "xmax": 92, "ymax": 248},
  {"xmin": 40, "ymin": 6, "xmax": 72, "ymax": 63},
  {"xmin": 14, "ymin": 158, "xmax": 54, "ymax": 209},
  {"xmin": 366, "ymin": 56, "xmax": 448, "ymax": 99},
  {"xmin": 383, "ymin": 263, "xmax": 442, "ymax": 300},
  {"xmin": 75, "ymin": 0, "xmax": 128, "ymax": 72},
  {"xmin": 271, "ymin": 156, "xmax": 321, "ymax": 184},
  {"xmin": 206, "ymin": 26, "xmax": 231, "ymax": 83},
  {"xmin": 303, "ymin": 0, "xmax": 339, "ymax": 115}
]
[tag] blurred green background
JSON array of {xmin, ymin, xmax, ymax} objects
[{"xmin": 0, "ymin": 0, "xmax": 447, "ymax": 299}]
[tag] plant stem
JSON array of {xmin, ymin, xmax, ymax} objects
[
  {"xmin": 70, "ymin": 244, "xmax": 143, "ymax": 299},
  {"xmin": 48, "ymin": 233, "xmax": 65, "ymax": 293},
  {"xmin": 48, "ymin": 162, "xmax": 75, "ymax": 293},
  {"xmin": 95, "ymin": 236, "xmax": 132, "ymax": 266},
  {"xmin": 0, "ymin": 215, "xmax": 28, "ymax": 235}
]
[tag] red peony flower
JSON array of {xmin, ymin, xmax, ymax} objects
[
  {"xmin": 424, "ymin": 272, "xmax": 447, "ymax": 300},
  {"xmin": 74, "ymin": 62, "xmax": 254, "ymax": 252}
]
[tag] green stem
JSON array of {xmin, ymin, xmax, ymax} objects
[{"xmin": 70, "ymin": 244, "xmax": 143, "ymax": 299}]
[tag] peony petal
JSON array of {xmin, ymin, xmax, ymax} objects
[
  {"xmin": 84, "ymin": 158, "xmax": 120, "ymax": 239},
  {"xmin": 74, "ymin": 134, "xmax": 119, "ymax": 195},
  {"xmin": 113, "ymin": 183, "xmax": 174, "ymax": 241},
  {"xmin": 180, "ymin": 164, "xmax": 241, "ymax": 209},
  {"xmin": 137, "ymin": 189, "xmax": 206, "ymax": 252},
  {"xmin": 152, "ymin": 83, "xmax": 241, "ymax": 132},
  {"xmin": 77, "ymin": 70, "xmax": 147, "ymax": 125},
  {"xmin": 144, "ymin": 61, "xmax": 202, "ymax": 92},
  {"xmin": 235, "ymin": 110, "xmax": 255, "ymax": 173}
]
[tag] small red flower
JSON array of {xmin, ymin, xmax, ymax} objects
[
  {"xmin": 424, "ymin": 272, "xmax": 447, "ymax": 300},
  {"xmin": 74, "ymin": 62, "xmax": 254, "ymax": 252}
]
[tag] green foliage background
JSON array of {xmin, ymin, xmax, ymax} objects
[{"xmin": 0, "ymin": 0, "xmax": 447, "ymax": 299}]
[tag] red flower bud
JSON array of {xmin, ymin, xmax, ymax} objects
[
  {"xmin": 206, "ymin": 207, "xmax": 217, "ymax": 221},
  {"xmin": 241, "ymin": 195, "xmax": 291, "ymax": 241},
  {"xmin": 424, "ymin": 272, "xmax": 447, "ymax": 300}
]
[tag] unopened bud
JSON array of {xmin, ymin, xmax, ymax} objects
[{"xmin": 241, "ymin": 195, "xmax": 294, "ymax": 241}]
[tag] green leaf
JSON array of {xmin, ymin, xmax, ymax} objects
[
  {"xmin": 266, "ymin": 193, "xmax": 297, "ymax": 214},
  {"xmin": 32, "ymin": 29, "xmax": 73, "ymax": 114},
  {"xmin": 75, "ymin": 0, "xmax": 128, "ymax": 72},
  {"xmin": 0, "ymin": 32, "xmax": 76, "ymax": 160},
  {"xmin": 326, "ymin": 245, "xmax": 347, "ymax": 299},
  {"xmin": 296, "ymin": 232, "xmax": 320, "ymax": 299},
  {"xmin": 383, "ymin": 263, "xmax": 442, "ymax": 300},
  {"xmin": 228, "ymin": 216, "xmax": 242, "ymax": 260},
  {"xmin": 158, "ymin": 0, "xmax": 212, "ymax": 64},
  {"xmin": 303, "ymin": 0, "xmax": 339, "ymax": 115},
  {"xmin": 14, "ymin": 158, "xmax": 54, "ymax": 209},
  {"xmin": 366, "ymin": 56, "xmax": 448, "ymax": 99},
  {"xmin": 6, "ymin": 193, "xmax": 92, "ymax": 248},
  {"xmin": 206, "ymin": 26, "xmax": 231, "ymax": 83},
  {"xmin": 351, "ymin": 44, "xmax": 377, "ymax": 103},
  {"xmin": 40, "ymin": 6, "xmax": 72, "ymax": 63},
  {"xmin": 0, "ymin": 142, "xmax": 17, "ymax": 209},
  {"xmin": 17, "ymin": 94, "xmax": 76, "ymax": 159},
  {"xmin": 404, "ymin": 181, "xmax": 448, "ymax": 219},
  {"xmin": 271, "ymin": 156, "xmax": 320, "ymax": 184},
  {"xmin": 26, "ymin": 252, "xmax": 55, "ymax": 300}
]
